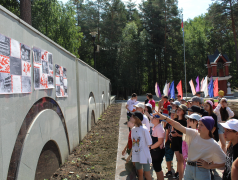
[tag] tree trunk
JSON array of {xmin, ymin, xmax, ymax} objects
[
  {"xmin": 20, "ymin": 0, "xmax": 32, "ymax": 25},
  {"xmin": 229, "ymin": 0, "xmax": 238, "ymax": 71}
]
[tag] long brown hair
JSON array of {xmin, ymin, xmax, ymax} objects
[
  {"xmin": 209, "ymin": 131, "xmax": 214, "ymax": 138},
  {"xmin": 220, "ymin": 107, "xmax": 229, "ymax": 121},
  {"xmin": 205, "ymin": 102, "xmax": 213, "ymax": 116}
]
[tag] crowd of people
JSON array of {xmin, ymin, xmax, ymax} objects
[{"xmin": 123, "ymin": 91, "xmax": 238, "ymax": 180}]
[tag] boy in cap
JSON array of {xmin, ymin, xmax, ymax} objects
[{"xmin": 220, "ymin": 119, "xmax": 238, "ymax": 180}]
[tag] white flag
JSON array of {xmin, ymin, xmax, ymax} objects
[
  {"xmin": 163, "ymin": 82, "xmax": 168, "ymax": 96},
  {"xmin": 202, "ymin": 76, "xmax": 208, "ymax": 97}
]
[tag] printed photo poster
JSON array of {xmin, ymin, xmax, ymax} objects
[
  {"xmin": 33, "ymin": 46, "xmax": 54, "ymax": 89},
  {"xmin": 55, "ymin": 64, "xmax": 68, "ymax": 97},
  {"xmin": 0, "ymin": 33, "xmax": 32, "ymax": 94}
]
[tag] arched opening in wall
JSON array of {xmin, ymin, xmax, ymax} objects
[
  {"xmin": 91, "ymin": 110, "xmax": 95, "ymax": 127},
  {"xmin": 102, "ymin": 91, "xmax": 105, "ymax": 112},
  {"xmin": 88, "ymin": 92, "xmax": 96, "ymax": 132},
  {"xmin": 35, "ymin": 140, "xmax": 61, "ymax": 180},
  {"xmin": 7, "ymin": 97, "xmax": 70, "ymax": 180}
]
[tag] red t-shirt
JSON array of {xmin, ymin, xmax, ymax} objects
[
  {"xmin": 128, "ymin": 130, "xmax": 132, "ymax": 149},
  {"xmin": 149, "ymin": 100, "xmax": 155, "ymax": 108},
  {"xmin": 163, "ymin": 101, "xmax": 170, "ymax": 114}
]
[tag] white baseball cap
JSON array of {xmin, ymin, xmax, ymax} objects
[
  {"xmin": 185, "ymin": 113, "xmax": 201, "ymax": 121},
  {"xmin": 220, "ymin": 119, "xmax": 238, "ymax": 132},
  {"xmin": 145, "ymin": 103, "xmax": 152, "ymax": 109},
  {"xmin": 134, "ymin": 103, "xmax": 145, "ymax": 109}
]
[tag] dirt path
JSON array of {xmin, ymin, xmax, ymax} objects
[{"xmin": 50, "ymin": 103, "xmax": 121, "ymax": 180}]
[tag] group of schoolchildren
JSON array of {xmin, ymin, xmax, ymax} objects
[{"xmin": 123, "ymin": 91, "xmax": 238, "ymax": 180}]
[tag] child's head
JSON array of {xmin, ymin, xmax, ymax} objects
[
  {"xmin": 198, "ymin": 116, "xmax": 215, "ymax": 138},
  {"xmin": 131, "ymin": 93, "xmax": 137, "ymax": 100},
  {"xmin": 134, "ymin": 103, "xmax": 145, "ymax": 113},
  {"xmin": 148, "ymin": 94, "xmax": 153, "ymax": 100},
  {"xmin": 186, "ymin": 113, "xmax": 201, "ymax": 129},
  {"xmin": 145, "ymin": 103, "xmax": 152, "ymax": 114},
  {"xmin": 169, "ymin": 98, "xmax": 175, "ymax": 103},
  {"xmin": 177, "ymin": 104, "xmax": 187, "ymax": 118},
  {"xmin": 204, "ymin": 100, "xmax": 213, "ymax": 115},
  {"xmin": 170, "ymin": 109, "xmax": 176, "ymax": 120},
  {"xmin": 218, "ymin": 90, "xmax": 224, "ymax": 98},
  {"xmin": 221, "ymin": 119, "xmax": 238, "ymax": 142},
  {"xmin": 171, "ymin": 101, "xmax": 180, "ymax": 110},
  {"xmin": 130, "ymin": 111, "xmax": 143, "ymax": 127},
  {"xmin": 151, "ymin": 115, "xmax": 161, "ymax": 126}
]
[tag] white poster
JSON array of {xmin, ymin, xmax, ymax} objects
[
  {"xmin": 55, "ymin": 64, "xmax": 68, "ymax": 97},
  {"xmin": 12, "ymin": 75, "xmax": 21, "ymax": 93},
  {"xmin": 11, "ymin": 39, "xmax": 21, "ymax": 58}
]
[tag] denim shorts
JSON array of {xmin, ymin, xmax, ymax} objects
[
  {"xmin": 135, "ymin": 161, "xmax": 151, "ymax": 172},
  {"xmin": 165, "ymin": 142, "xmax": 174, "ymax": 162},
  {"xmin": 218, "ymin": 123, "xmax": 224, "ymax": 134},
  {"xmin": 184, "ymin": 164, "xmax": 211, "ymax": 180}
]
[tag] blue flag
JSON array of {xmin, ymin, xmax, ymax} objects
[
  {"xmin": 169, "ymin": 81, "xmax": 175, "ymax": 99},
  {"xmin": 208, "ymin": 77, "xmax": 214, "ymax": 98}
]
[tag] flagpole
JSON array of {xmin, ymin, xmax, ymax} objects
[{"xmin": 182, "ymin": 14, "xmax": 187, "ymax": 99}]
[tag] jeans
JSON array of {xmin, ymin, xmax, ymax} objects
[{"xmin": 184, "ymin": 164, "xmax": 211, "ymax": 180}]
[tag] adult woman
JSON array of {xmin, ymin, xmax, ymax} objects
[
  {"xmin": 214, "ymin": 98, "xmax": 234, "ymax": 152},
  {"xmin": 204, "ymin": 100, "xmax": 219, "ymax": 142},
  {"xmin": 155, "ymin": 112, "xmax": 226, "ymax": 180},
  {"xmin": 149, "ymin": 115, "xmax": 165, "ymax": 180},
  {"xmin": 170, "ymin": 104, "xmax": 187, "ymax": 180}
]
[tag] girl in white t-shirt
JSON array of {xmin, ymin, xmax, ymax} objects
[
  {"xmin": 155, "ymin": 112, "xmax": 226, "ymax": 180},
  {"xmin": 130, "ymin": 111, "xmax": 152, "ymax": 180},
  {"xmin": 149, "ymin": 115, "xmax": 165, "ymax": 180}
]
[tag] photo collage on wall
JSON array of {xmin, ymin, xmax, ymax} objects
[
  {"xmin": 33, "ymin": 46, "xmax": 54, "ymax": 89},
  {"xmin": 0, "ymin": 33, "xmax": 32, "ymax": 94},
  {"xmin": 55, "ymin": 64, "xmax": 68, "ymax": 97}
]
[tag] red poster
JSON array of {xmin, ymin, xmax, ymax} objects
[
  {"xmin": 22, "ymin": 61, "xmax": 31, "ymax": 76},
  {"xmin": 0, "ymin": 55, "xmax": 10, "ymax": 73},
  {"xmin": 40, "ymin": 73, "xmax": 48, "ymax": 89}
]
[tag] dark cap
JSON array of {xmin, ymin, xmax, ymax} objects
[
  {"xmin": 200, "ymin": 116, "xmax": 215, "ymax": 131},
  {"xmin": 191, "ymin": 96, "xmax": 201, "ymax": 103},
  {"xmin": 188, "ymin": 105, "xmax": 201, "ymax": 114},
  {"xmin": 179, "ymin": 104, "xmax": 188, "ymax": 111},
  {"xmin": 131, "ymin": 111, "xmax": 143, "ymax": 121},
  {"xmin": 164, "ymin": 96, "xmax": 168, "ymax": 99},
  {"xmin": 177, "ymin": 95, "xmax": 181, "ymax": 97},
  {"xmin": 196, "ymin": 92, "xmax": 201, "ymax": 95}
]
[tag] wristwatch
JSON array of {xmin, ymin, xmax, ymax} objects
[{"xmin": 149, "ymin": 146, "xmax": 151, "ymax": 150}]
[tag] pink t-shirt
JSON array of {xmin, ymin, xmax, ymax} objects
[
  {"xmin": 152, "ymin": 124, "xmax": 165, "ymax": 149},
  {"xmin": 182, "ymin": 141, "xmax": 188, "ymax": 168},
  {"xmin": 149, "ymin": 100, "xmax": 155, "ymax": 108}
]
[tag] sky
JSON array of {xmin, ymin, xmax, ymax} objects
[{"xmin": 60, "ymin": 0, "xmax": 214, "ymax": 21}]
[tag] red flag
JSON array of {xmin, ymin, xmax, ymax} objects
[
  {"xmin": 213, "ymin": 78, "xmax": 219, "ymax": 97},
  {"xmin": 176, "ymin": 80, "xmax": 183, "ymax": 99},
  {"xmin": 181, "ymin": 18, "xmax": 184, "ymax": 29}
]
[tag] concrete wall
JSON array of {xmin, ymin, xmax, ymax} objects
[{"xmin": 0, "ymin": 6, "xmax": 110, "ymax": 180}]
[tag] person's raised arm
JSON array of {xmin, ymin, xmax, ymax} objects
[
  {"xmin": 231, "ymin": 158, "xmax": 238, "ymax": 180},
  {"xmin": 153, "ymin": 111, "xmax": 186, "ymax": 134}
]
